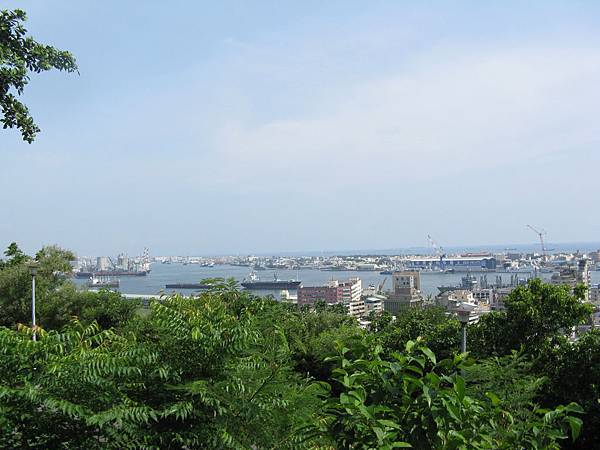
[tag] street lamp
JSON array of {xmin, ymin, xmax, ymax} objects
[
  {"xmin": 455, "ymin": 303, "xmax": 477, "ymax": 353},
  {"xmin": 27, "ymin": 261, "xmax": 39, "ymax": 341}
]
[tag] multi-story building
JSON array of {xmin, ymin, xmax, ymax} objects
[
  {"xmin": 96, "ymin": 256, "xmax": 110, "ymax": 271},
  {"xmin": 340, "ymin": 277, "xmax": 364, "ymax": 317},
  {"xmin": 384, "ymin": 271, "xmax": 423, "ymax": 314},
  {"xmin": 297, "ymin": 281, "xmax": 340, "ymax": 306},
  {"xmin": 438, "ymin": 290, "xmax": 474, "ymax": 309},
  {"xmin": 364, "ymin": 295, "xmax": 384, "ymax": 315},
  {"xmin": 297, "ymin": 278, "xmax": 364, "ymax": 318}
]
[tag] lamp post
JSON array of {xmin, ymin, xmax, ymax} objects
[
  {"xmin": 27, "ymin": 262, "xmax": 39, "ymax": 341},
  {"xmin": 455, "ymin": 303, "xmax": 477, "ymax": 353}
]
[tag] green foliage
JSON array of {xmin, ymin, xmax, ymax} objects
[
  {"xmin": 313, "ymin": 339, "xmax": 583, "ymax": 449},
  {"xmin": 464, "ymin": 352, "xmax": 547, "ymax": 428},
  {"xmin": 0, "ymin": 270, "xmax": 592, "ymax": 448},
  {"xmin": 1, "ymin": 9, "xmax": 77, "ymax": 143},
  {"xmin": 0, "ymin": 289, "xmax": 325, "ymax": 449},
  {"xmin": 42, "ymin": 285, "xmax": 139, "ymax": 330},
  {"xmin": 373, "ymin": 306, "xmax": 461, "ymax": 361},
  {"xmin": 503, "ymin": 279, "xmax": 591, "ymax": 348},
  {"xmin": 535, "ymin": 329, "xmax": 600, "ymax": 449},
  {"xmin": 0, "ymin": 242, "xmax": 26, "ymax": 268},
  {"xmin": 469, "ymin": 278, "xmax": 592, "ymax": 357},
  {"xmin": 261, "ymin": 299, "xmax": 366, "ymax": 381},
  {"xmin": 0, "ymin": 243, "xmax": 136, "ymax": 331},
  {"xmin": 467, "ymin": 311, "xmax": 511, "ymax": 357}
]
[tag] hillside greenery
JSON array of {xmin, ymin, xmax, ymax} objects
[{"xmin": 0, "ymin": 243, "xmax": 597, "ymax": 449}]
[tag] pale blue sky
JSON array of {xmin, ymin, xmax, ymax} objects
[{"xmin": 1, "ymin": 1, "xmax": 600, "ymax": 256}]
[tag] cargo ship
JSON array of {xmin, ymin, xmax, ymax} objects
[
  {"xmin": 240, "ymin": 272, "xmax": 301, "ymax": 290},
  {"xmin": 437, "ymin": 273, "xmax": 478, "ymax": 294}
]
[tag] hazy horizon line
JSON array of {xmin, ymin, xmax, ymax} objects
[{"xmin": 150, "ymin": 240, "xmax": 600, "ymax": 258}]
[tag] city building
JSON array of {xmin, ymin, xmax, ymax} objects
[
  {"xmin": 340, "ymin": 277, "xmax": 364, "ymax": 318},
  {"xmin": 297, "ymin": 281, "xmax": 340, "ymax": 306},
  {"xmin": 589, "ymin": 285, "xmax": 600, "ymax": 305},
  {"xmin": 437, "ymin": 290, "xmax": 474, "ymax": 309},
  {"xmin": 279, "ymin": 289, "xmax": 297, "ymax": 303},
  {"xmin": 384, "ymin": 271, "xmax": 423, "ymax": 314},
  {"xmin": 297, "ymin": 278, "xmax": 364, "ymax": 318},
  {"xmin": 364, "ymin": 296, "xmax": 384, "ymax": 315},
  {"xmin": 549, "ymin": 258, "xmax": 590, "ymax": 299},
  {"xmin": 96, "ymin": 256, "xmax": 110, "ymax": 271}
]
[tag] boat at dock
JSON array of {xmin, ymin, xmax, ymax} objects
[
  {"xmin": 87, "ymin": 275, "xmax": 119, "ymax": 288},
  {"xmin": 437, "ymin": 273, "xmax": 478, "ymax": 294}
]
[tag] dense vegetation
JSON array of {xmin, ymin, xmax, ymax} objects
[{"xmin": 0, "ymin": 243, "xmax": 597, "ymax": 449}]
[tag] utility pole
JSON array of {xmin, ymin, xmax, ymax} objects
[{"xmin": 28, "ymin": 262, "xmax": 39, "ymax": 341}]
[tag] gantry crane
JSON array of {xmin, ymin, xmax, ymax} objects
[{"xmin": 526, "ymin": 224, "xmax": 547, "ymax": 256}]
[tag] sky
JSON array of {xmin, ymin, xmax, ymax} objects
[{"xmin": 1, "ymin": 1, "xmax": 600, "ymax": 256}]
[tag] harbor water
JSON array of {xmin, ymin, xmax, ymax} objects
[{"xmin": 72, "ymin": 263, "xmax": 600, "ymax": 299}]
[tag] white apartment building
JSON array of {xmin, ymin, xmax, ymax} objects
[{"xmin": 340, "ymin": 277, "xmax": 364, "ymax": 318}]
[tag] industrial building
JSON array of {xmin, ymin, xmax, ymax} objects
[{"xmin": 405, "ymin": 256, "xmax": 497, "ymax": 271}]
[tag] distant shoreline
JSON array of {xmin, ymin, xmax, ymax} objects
[{"xmin": 200, "ymin": 242, "xmax": 600, "ymax": 258}]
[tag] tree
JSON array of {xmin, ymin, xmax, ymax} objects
[
  {"xmin": 0, "ymin": 280, "xmax": 589, "ymax": 448},
  {"xmin": 373, "ymin": 306, "xmax": 461, "ymax": 361},
  {"xmin": 312, "ymin": 339, "xmax": 583, "ymax": 449},
  {"xmin": 464, "ymin": 351, "xmax": 547, "ymax": 429},
  {"xmin": 0, "ymin": 291, "xmax": 325, "ymax": 449},
  {"xmin": 1, "ymin": 9, "xmax": 77, "ymax": 143},
  {"xmin": 535, "ymin": 330, "xmax": 600, "ymax": 449},
  {"xmin": 469, "ymin": 278, "xmax": 593, "ymax": 357},
  {"xmin": 40, "ymin": 285, "xmax": 138, "ymax": 330},
  {"xmin": 0, "ymin": 242, "xmax": 26, "ymax": 268},
  {"xmin": 0, "ymin": 243, "xmax": 137, "ymax": 332},
  {"xmin": 261, "ymin": 299, "xmax": 366, "ymax": 381},
  {"xmin": 0, "ymin": 243, "xmax": 75, "ymax": 328}
]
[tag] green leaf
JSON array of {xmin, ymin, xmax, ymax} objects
[
  {"xmin": 454, "ymin": 376, "xmax": 465, "ymax": 402},
  {"xmin": 485, "ymin": 391, "xmax": 501, "ymax": 407},
  {"xmin": 378, "ymin": 419, "xmax": 401, "ymax": 429},
  {"xmin": 567, "ymin": 416, "xmax": 583, "ymax": 441},
  {"xmin": 420, "ymin": 347, "xmax": 437, "ymax": 365}
]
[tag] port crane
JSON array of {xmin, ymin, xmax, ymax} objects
[
  {"xmin": 526, "ymin": 224, "xmax": 547, "ymax": 256},
  {"xmin": 377, "ymin": 277, "xmax": 387, "ymax": 294},
  {"xmin": 427, "ymin": 234, "xmax": 446, "ymax": 270}
]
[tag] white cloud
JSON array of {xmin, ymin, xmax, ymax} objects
[{"xmin": 200, "ymin": 42, "xmax": 600, "ymax": 194}]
